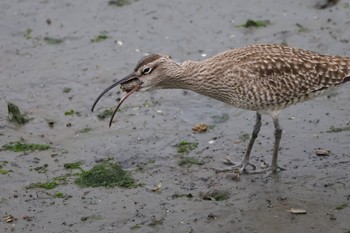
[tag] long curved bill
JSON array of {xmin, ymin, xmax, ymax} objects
[
  {"xmin": 91, "ymin": 74, "xmax": 141, "ymax": 127},
  {"xmin": 108, "ymin": 84, "xmax": 140, "ymax": 127},
  {"xmin": 91, "ymin": 74, "xmax": 137, "ymax": 112}
]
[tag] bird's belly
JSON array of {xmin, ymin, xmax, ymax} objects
[{"xmin": 224, "ymin": 89, "xmax": 327, "ymax": 112}]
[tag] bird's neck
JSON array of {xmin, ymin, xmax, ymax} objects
[
  {"xmin": 169, "ymin": 59, "xmax": 231, "ymax": 103},
  {"xmin": 176, "ymin": 61, "xmax": 204, "ymax": 89}
]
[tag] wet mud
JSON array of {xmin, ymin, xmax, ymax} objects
[{"xmin": 0, "ymin": 0, "xmax": 349, "ymax": 232}]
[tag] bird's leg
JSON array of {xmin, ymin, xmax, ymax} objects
[
  {"xmin": 269, "ymin": 116, "xmax": 285, "ymax": 173},
  {"xmin": 217, "ymin": 112, "xmax": 261, "ymax": 173},
  {"xmin": 238, "ymin": 112, "xmax": 262, "ymax": 171},
  {"xmin": 244, "ymin": 115, "xmax": 286, "ymax": 176}
]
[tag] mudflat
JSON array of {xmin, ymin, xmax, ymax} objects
[{"xmin": 0, "ymin": 1, "xmax": 349, "ymax": 232}]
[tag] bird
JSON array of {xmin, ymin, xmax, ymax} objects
[{"xmin": 91, "ymin": 44, "xmax": 350, "ymax": 175}]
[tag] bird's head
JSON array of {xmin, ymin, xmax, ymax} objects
[{"xmin": 91, "ymin": 54, "xmax": 178, "ymax": 126}]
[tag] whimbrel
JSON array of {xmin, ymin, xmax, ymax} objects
[{"xmin": 92, "ymin": 44, "xmax": 350, "ymax": 175}]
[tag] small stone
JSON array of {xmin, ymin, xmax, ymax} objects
[
  {"xmin": 315, "ymin": 148, "xmax": 331, "ymax": 156},
  {"xmin": 116, "ymin": 40, "xmax": 123, "ymax": 46},
  {"xmin": 287, "ymin": 208, "xmax": 307, "ymax": 214}
]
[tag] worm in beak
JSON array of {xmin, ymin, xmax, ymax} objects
[{"xmin": 91, "ymin": 75, "xmax": 141, "ymax": 127}]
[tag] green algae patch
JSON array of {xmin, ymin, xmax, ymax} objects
[
  {"xmin": 91, "ymin": 32, "xmax": 109, "ymax": 43},
  {"xmin": 77, "ymin": 127, "xmax": 92, "ymax": 134},
  {"xmin": 26, "ymin": 174, "xmax": 70, "ymax": 190},
  {"xmin": 0, "ymin": 169, "xmax": 11, "ymax": 175},
  {"xmin": 26, "ymin": 181, "xmax": 59, "ymax": 190},
  {"xmin": 7, "ymin": 102, "xmax": 31, "ymax": 125},
  {"xmin": 75, "ymin": 162, "xmax": 136, "ymax": 188},
  {"xmin": 171, "ymin": 193, "xmax": 193, "ymax": 199},
  {"xmin": 108, "ymin": 0, "xmax": 131, "ymax": 7},
  {"xmin": 239, "ymin": 132, "xmax": 250, "ymax": 142},
  {"xmin": 130, "ymin": 224, "xmax": 142, "ymax": 230},
  {"xmin": 176, "ymin": 141, "xmax": 198, "ymax": 154},
  {"xmin": 2, "ymin": 141, "xmax": 50, "ymax": 152},
  {"xmin": 335, "ymin": 203, "xmax": 348, "ymax": 210},
  {"xmin": 178, "ymin": 157, "xmax": 204, "ymax": 167},
  {"xmin": 24, "ymin": 28, "xmax": 33, "ymax": 40},
  {"xmin": 63, "ymin": 87, "xmax": 72, "ymax": 93},
  {"xmin": 237, "ymin": 19, "xmax": 271, "ymax": 28},
  {"xmin": 80, "ymin": 215, "xmax": 103, "ymax": 222},
  {"xmin": 64, "ymin": 162, "xmax": 82, "ymax": 170},
  {"xmin": 64, "ymin": 109, "xmax": 75, "ymax": 116},
  {"xmin": 0, "ymin": 161, "xmax": 11, "ymax": 175},
  {"xmin": 44, "ymin": 37, "xmax": 64, "ymax": 44},
  {"xmin": 52, "ymin": 174, "xmax": 70, "ymax": 185},
  {"xmin": 326, "ymin": 125, "xmax": 350, "ymax": 133},
  {"xmin": 53, "ymin": 192, "xmax": 65, "ymax": 198},
  {"xmin": 52, "ymin": 191, "xmax": 71, "ymax": 199},
  {"xmin": 296, "ymin": 23, "xmax": 309, "ymax": 33},
  {"xmin": 97, "ymin": 108, "xmax": 114, "ymax": 120},
  {"xmin": 201, "ymin": 189, "xmax": 231, "ymax": 201}
]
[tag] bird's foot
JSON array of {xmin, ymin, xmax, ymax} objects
[
  {"xmin": 215, "ymin": 157, "xmax": 285, "ymax": 177},
  {"xmin": 263, "ymin": 165, "xmax": 286, "ymax": 177},
  {"xmin": 245, "ymin": 165, "xmax": 285, "ymax": 177},
  {"xmin": 214, "ymin": 156, "xmax": 256, "ymax": 174}
]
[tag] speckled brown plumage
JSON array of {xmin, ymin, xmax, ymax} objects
[
  {"xmin": 155, "ymin": 44, "xmax": 350, "ymax": 113},
  {"xmin": 92, "ymin": 43, "xmax": 350, "ymax": 175}
]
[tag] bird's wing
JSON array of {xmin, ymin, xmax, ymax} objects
[
  {"xmin": 237, "ymin": 48, "xmax": 350, "ymax": 99},
  {"xmin": 226, "ymin": 45, "xmax": 350, "ymax": 110}
]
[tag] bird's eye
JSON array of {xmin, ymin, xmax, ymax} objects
[{"xmin": 142, "ymin": 66, "xmax": 152, "ymax": 74}]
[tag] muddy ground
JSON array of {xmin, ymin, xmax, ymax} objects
[{"xmin": 1, "ymin": 0, "xmax": 350, "ymax": 232}]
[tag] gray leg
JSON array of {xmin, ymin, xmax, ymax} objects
[
  {"xmin": 239, "ymin": 111, "xmax": 262, "ymax": 171},
  {"xmin": 216, "ymin": 112, "xmax": 285, "ymax": 175},
  {"xmin": 216, "ymin": 112, "xmax": 261, "ymax": 173},
  {"xmin": 256, "ymin": 115, "xmax": 285, "ymax": 176},
  {"xmin": 243, "ymin": 115, "xmax": 285, "ymax": 175},
  {"xmin": 270, "ymin": 116, "xmax": 285, "ymax": 173}
]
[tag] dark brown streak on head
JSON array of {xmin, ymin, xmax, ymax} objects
[
  {"xmin": 92, "ymin": 54, "xmax": 163, "ymax": 126},
  {"xmin": 344, "ymin": 76, "xmax": 350, "ymax": 83},
  {"xmin": 134, "ymin": 54, "xmax": 162, "ymax": 71}
]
